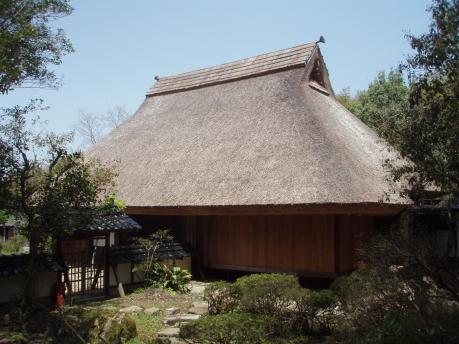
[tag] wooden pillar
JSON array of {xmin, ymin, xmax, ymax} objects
[
  {"xmin": 104, "ymin": 232, "xmax": 110, "ymax": 295},
  {"xmin": 334, "ymin": 215, "xmax": 340, "ymax": 274}
]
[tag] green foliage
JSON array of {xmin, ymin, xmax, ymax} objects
[
  {"xmin": 352, "ymin": 310, "xmax": 441, "ymax": 344},
  {"xmin": 335, "ymin": 87, "xmax": 364, "ymax": 117},
  {"xmin": 235, "ymin": 273, "xmax": 301, "ymax": 314},
  {"xmin": 134, "ymin": 230, "xmax": 191, "ymax": 295},
  {"xmin": 180, "ymin": 312, "xmax": 310, "ymax": 344},
  {"xmin": 0, "ymin": 234, "xmax": 28, "ymax": 254},
  {"xmin": 295, "ymin": 289, "xmax": 337, "ymax": 334},
  {"xmin": 0, "ymin": 100, "xmax": 118, "ymax": 304},
  {"xmin": 98, "ymin": 194, "xmax": 126, "ymax": 214},
  {"xmin": 388, "ymin": 0, "xmax": 459, "ymax": 203},
  {"xmin": 129, "ymin": 312, "xmax": 163, "ymax": 344},
  {"xmin": 89, "ymin": 313, "xmax": 137, "ymax": 344},
  {"xmin": 202, "ymin": 274, "xmax": 339, "ymax": 337},
  {"xmin": 0, "ymin": 209, "xmax": 9, "ymax": 224},
  {"xmin": 147, "ymin": 263, "xmax": 191, "ymax": 294},
  {"xmin": 204, "ymin": 281, "xmax": 241, "ymax": 315},
  {"xmin": 0, "ymin": 0, "xmax": 74, "ymax": 93},
  {"xmin": 329, "ymin": 263, "xmax": 459, "ymax": 344},
  {"xmin": 336, "ymin": 70, "xmax": 409, "ymax": 142}
]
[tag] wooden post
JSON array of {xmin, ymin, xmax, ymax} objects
[
  {"xmin": 334, "ymin": 215, "xmax": 340, "ymax": 274},
  {"xmin": 111, "ymin": 263, "xmax": 126, "ymax": 298},
  {"xmin": 104, "ymin": 233, "xmax": 110, "ymax": 296}
]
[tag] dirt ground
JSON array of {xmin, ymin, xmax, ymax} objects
[{"xmin": 0, "ymin": 281, "xmax": 210, "ymax": 344}]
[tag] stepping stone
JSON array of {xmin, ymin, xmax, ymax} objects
[
  {"xmin": 145, "ymin": 307, "xmax": 161, "ymax": 315},
  {"xmin": 165, "ymin": 307, "xmax": 179, "ymax": 315},
  {"xmin": 119, "ymin": 305, "xmax": 143, "ymax": 314},
  {"xmin": 164, "ymin": 314, "xmax": 200, "ymax": 325},
  {"xmin": 169, "ymin": 339, "xmax": 187, "ymax": 344},
  {"xmin": 157, "ymin": 327, "xmax": 180, "ymax": 337},
  {"xmin": 188, "ymin": 301, "xmax": 208, "ymax": 315},
  {"xmin": 190, "ymin": 284, "xmax": 206, "ymax": 294}
]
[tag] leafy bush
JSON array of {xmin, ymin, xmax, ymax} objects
[
  {"xmin": 0, "ymin": 234, "xmax": 28, "ymax": 254},
  {"xmin": 180, "ymin": 312, "xmax": 309, "ymax": 344},
  {"xmin": 294, "ymin": 289, "xmax": 337, "ymax": 334},
  {"xmin": 148, "ymin": 263, "xmax": 191, "ymax": 293},
  {"xmin": 349, "ymin": 310, "xmax": 442, "ymax": 344},
  {"xmin": 204, "ymin": 281, "xmax": 241, "ymax": 315},
  {"xmin": 235, "ymin": 273, "xmax": 301, "ymax": 314}
]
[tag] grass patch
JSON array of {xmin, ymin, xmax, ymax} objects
[{"xmin": 130, "ymin": 312, "xmax": 164, "ymax": 343}]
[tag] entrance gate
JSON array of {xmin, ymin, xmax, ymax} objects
[{"xmin": 60, "ymin": 237, "xmax": 107, "ymax": 301}]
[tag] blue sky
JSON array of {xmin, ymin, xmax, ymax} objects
[{"xmin": 2, "ymin": 0, "xmax": 432, "ymax": 141}]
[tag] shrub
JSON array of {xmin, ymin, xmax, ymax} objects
[
  {"xmin": 350, "ymin": 310, "xmax": 442, "ymax": 344},
  {"xmin": 295, "ymin": 289, "xmax": 337, "ymax": 334},
  {"xmin": 148, "ymin": 263, "xmax": 191, "ymax": 293},
  {"xmin": 235, "ymin": 273, "xmax": 301, "ymax": 314},
  {"xmin": 180, "ymin": 312, "xmax": 309, "ymax": 344},
  {"xmin": 204, "ymin": 281, "xmax": 241, "ymax": 315},
  {"xmin": 0, "ymin": 234, "xmax": 28, "ymax": 254}
]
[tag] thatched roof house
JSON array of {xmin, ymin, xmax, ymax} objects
[{"xmin": 89, "ymin": 42, "xmax": 405, "ymax": 277}]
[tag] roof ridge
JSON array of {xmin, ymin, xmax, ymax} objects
[
  {"xmin": 147, "ymin": 41, "xmax": 317, "ymax": 96},
  {"xmin": 159, "ymin": 42, "xmax": 316, "ymax": 81}
]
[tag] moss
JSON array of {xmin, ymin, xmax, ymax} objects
[{"xmin": 130, "ymin": 313, "xmax": 163, "ymax": 342}]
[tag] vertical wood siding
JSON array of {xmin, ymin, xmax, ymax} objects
[
  {"xmin": 130, "ymin": 214, "xmax": 381, "ymax": 276},
  {"xmin": 196, "ymin": 215, "xmax": 337, "ymax": 274}
]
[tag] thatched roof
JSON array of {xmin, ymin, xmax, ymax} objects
[{"xmin": 88, "ymin": 42, "xmax": 405, "ymax": 214}]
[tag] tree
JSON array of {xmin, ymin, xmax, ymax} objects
[
  {"xmin": 75, "ymin": 109, "xmax": 102, "ymax": 146},
  {"xmin": 334, "ymin": 2, "xmax": 459, "ymax": 341},
  {"xmin": 0, "ymin": 101, "xmax": 118, "ymax": 305},
  {"xmin": 0, "ymin": 0, "xmax": 74, "ymax": 94},
  {"xmin": 75, "ymin": 105, "xmax": 130, "ymax": 147},
  {"xmin": 103, "ymin": 105, "xmax": 130, "ymax": 129},
  {"xmin": 389, "ymin": 0, "xmax": 459, "ymax": 203},
  {"xmin": 336, "ymin": 70, "xmax": 409, "ymax": 143}
]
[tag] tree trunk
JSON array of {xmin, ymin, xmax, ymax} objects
[{"xmin": 23, "ymin": 225, "xmax": 39, "ymax": 309}]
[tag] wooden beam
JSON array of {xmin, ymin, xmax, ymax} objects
[{"xmin": 126, "ymin": 203, "xmax": 406, "ymax": 216}]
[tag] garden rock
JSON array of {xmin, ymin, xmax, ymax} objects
[
  {"xmin": 145, "ymin": 307, "xmax": 161, "ymax": 315},
  {"xmin": 91, "ymin": 312, "xmax": 137, "ymax": 344},
  {"xmin": 188, "ymin": 301, "xmax": 208, "ymax": 315},
  {"xmin": 190, "ymin": 283, "xmax": 206, "ymax": 294},
  {"xmin": 119, "ymin": 305, "xmax": 143, "ymax": 314},
  {"xmin": 164, "ymin": 314, "xmax": 200, "ymax": 325},
  {"xmin": 165, "ymin": 307, "xmax": 179, "ymax": 315},
  {"xmin": 157, "ymin": 327, "xmax": 180, "ymax": 337}
]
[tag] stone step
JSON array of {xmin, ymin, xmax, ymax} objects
[
  {"xmin": 157, "ymin": 327, "xmax": 180, "ymax": 337},
  {"xmin": 188, "ymin": 303, "xmax": 208, "ymax": 315},
  {"xmin": 164, "ymin": 314, "xmax": 201, "ymax": 325}
]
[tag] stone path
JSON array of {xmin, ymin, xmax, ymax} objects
[{"xmin": 115, "ymin": 281, "xmax": 210, "ymax": 342}]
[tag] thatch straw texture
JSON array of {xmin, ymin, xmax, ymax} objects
[{"xmin": 88, "ymin": 44, "xmax": 404, "ymax": 209}]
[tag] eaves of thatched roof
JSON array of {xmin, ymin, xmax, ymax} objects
[{"xmin": 88, "ymin": 42, "xmax": 407, "ymax": 215}]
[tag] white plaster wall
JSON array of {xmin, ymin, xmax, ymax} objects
[
  {"xmin": 109, "ymin": 263, "xmax": 132, "ymax": 287},
  {"xmin": 0, "ymin": 272, "xmax": 57, "ymax": 304}
]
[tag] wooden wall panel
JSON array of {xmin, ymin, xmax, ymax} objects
[
  {"xmin": 131, "ymin": 214, "xmax": 380, "ymax": 276},
  {"xmin": 336, "ymin": 215, "xmax": 375, "ymax": 273},
  {"xmin": 201, "ymin": 215, "xmax": 336, "ymax": 274}
]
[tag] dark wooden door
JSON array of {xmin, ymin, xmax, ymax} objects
[{"xmin": 60, "ymin": 237, "xmax": 106, "ymax": 300}]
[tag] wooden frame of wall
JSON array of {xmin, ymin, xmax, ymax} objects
[{"xmin": 127, "ymin": 205, "xmax": 403, "ymax": 278}]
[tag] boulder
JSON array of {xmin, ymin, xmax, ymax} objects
[
  {"xmin": 190, "ymin": 284, "xmax": 206, "ymax": 294},
  {"xmin": 90, "ymin": 312, "xmax": 137, "ymax": 344},
  {"xmin": 165, "ymin": 307, "xmax": 179, "ymax": 315},
  {"xmin": 145, "ymin": 307, "xmax": 161, "ymax": 315},
  {"xmin": 188, "ymin": 301, "xmax": 208, "ymax": 315},
  {"xmin": 119, "ymin": 305, "xmax": 143, "ymax": 314}
]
